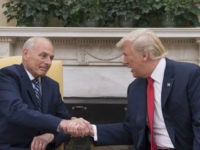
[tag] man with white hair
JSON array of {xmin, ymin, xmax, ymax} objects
[{"xmin": 0, "ymin": 37, "xmax": 91, "ymax": 150}]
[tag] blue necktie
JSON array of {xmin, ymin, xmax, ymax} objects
[{"xmin": 32, "ymin": 78, "xmax": 41, "ymax": 110}]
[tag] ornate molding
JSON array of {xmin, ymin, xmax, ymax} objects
[
  {"xmin": 0, "ymin": 28, "xmax": 199, "ymax": 65},
  {"xmin": 0, "ymin": 37, "xmax": 15, "ymax": 43},
  {"xmin": 0, "ymin": 27, "xmax": 200, "ymax": 38},
  {"xmin": 85, "ymin": 46, "xmax": 122, "ymax": 61},
  {"xmin": 162, "ymin": 38, "xmax": 196, "ymax": 44},
  {"xmin": 196, "ymin": 39, "xmax": 200, "ymax": 65}
]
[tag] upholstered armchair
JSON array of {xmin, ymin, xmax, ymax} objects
[{"xmin": 0, "ymin": 56, "xmax": 64, "ymax": 150}]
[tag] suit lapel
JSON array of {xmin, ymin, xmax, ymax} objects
[
  {"xmin": 41, "ymin": 77, "xmax": 50, "ymax": 113},
  {"xmin": 139, "ymin": 80, "xmax": 148, "ymax": 127},
  {"xmin": 133, "ymin": 79, "xmax": 149, "ymax": 148},
  {"xmin": 18, "ymin": 65, "xmax": 41, "ymax": 110},
  {"xmin": 161, "ymin": 59, "xmax": 175, "ymax": 108},
  {"xmin": 132, "ymin": 78, "xmax": 148, "ymax": 129}
]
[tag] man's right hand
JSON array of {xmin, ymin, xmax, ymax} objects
[
  {"xmin": 31, "ymin": 133, "xmax": 54, "ymax": 150},
  {"xmin": 58, "ymin": 117, "xmax": 94, "ymax": 137}
]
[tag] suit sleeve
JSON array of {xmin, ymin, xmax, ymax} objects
[
  {"xmin": 94, "ymin": 82, "xmax": 135, "ymax": 146},
  {"xmin": 0, "ymin": 72, "xmax": 61, "ymax": 133},
  {"xmin": 52, "ymin": 82, "xmax": 71, "ymax": 119},
  {"xmin": 188, "ymin": 67, "xmax": 200, "ymax": 149},
  {"xmin": 50, "ymin": 82, "xmax": 71, "ymax": 147},
  {"xmin": 95, "ymin": 122, "xmax": 132, "ymax": 146}
]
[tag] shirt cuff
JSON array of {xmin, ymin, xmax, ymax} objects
[
  {"xmin": 92, "ymin": 124, "xmax": 98, "ymax": 141},
  {"xmin": 56, "ymin": 120, "xmax": 63, "ymax": 133}
]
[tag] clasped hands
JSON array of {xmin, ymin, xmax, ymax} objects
[{"xmin": 59, "ymin": 117, "xmax": 94, "ymax": 137}]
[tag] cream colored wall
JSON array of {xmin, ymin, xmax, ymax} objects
[{"xmin": 0, "ymin": 0, "xmax": 16, "ymax": 26}]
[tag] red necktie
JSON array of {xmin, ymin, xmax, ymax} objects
[{"xmin": 147, "ymin": 77, "xmax": 157, "ymax": 150}]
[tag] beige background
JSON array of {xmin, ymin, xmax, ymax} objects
[{"xmin": 0, "ymin": 0, "xmax": 16, "ymax": 26}]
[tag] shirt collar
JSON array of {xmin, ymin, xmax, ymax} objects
[
  {"xmin": 151, "ymin": 58, "xmax": 166, "ymax": 83},
  {"xmin": 25, "ymin": 69, "xmax": 41, "ymax": 82}
]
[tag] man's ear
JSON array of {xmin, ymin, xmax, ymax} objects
[
  {"xmin": 22, "ymin": 48, "xmax": 30, "ymax": 61},
  {"xmin": 23, "ymin": 48, "xmax": 28, "ymax": 56},
  {"xmin": 142, "ymin": 51, "xmax": 149, "ymax": 61}
]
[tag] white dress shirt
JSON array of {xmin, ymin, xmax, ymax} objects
[{"xmin": 151, "ymin": 58, "xmax": 174, "ymax": 148}]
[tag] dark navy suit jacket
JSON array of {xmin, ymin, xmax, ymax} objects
[
  {"xmin": 95, "ymin": 59, "xmax": 200, "ymax": 150},
  {"xmin": 0, "ymin": 64, "xmax": 70, "ymax": 150}
]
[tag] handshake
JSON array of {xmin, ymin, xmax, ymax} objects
[{"xmin": 58, "ymin": 117, "xmax": 94, "ymax": 137}]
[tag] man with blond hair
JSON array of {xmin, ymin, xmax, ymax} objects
[{"xmin": 86, "ymin": 29, "xmax": 200, "ymax": 150}]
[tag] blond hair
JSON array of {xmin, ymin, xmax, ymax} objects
[{"xmin": 116, "ymin": 29, "xmax": 167, "ymax": 59}]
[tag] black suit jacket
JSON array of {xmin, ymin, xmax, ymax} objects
[
  {"xmin": 0, "ymin": 64, "xmax": 70, "ymax": 149},
  {"xmin": 95, "ymin": 59, "xmax": 200, "ymax": 150}
]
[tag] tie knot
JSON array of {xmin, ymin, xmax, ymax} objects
[
  {"xmin": 147, "ymin": 77, "xmax": 154, "ymax": 84},
  {"xmin": 32, "ymin": 78, "xmax": 39, "ymax": 85}
]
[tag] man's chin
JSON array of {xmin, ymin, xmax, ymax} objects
[
  {"xmin": 132, "ymin": 73, "xmax": 137, "ymax": 78},
  {"xmin": 39, "ymin": 71, "xmax": 48, "ymax": 77}
]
